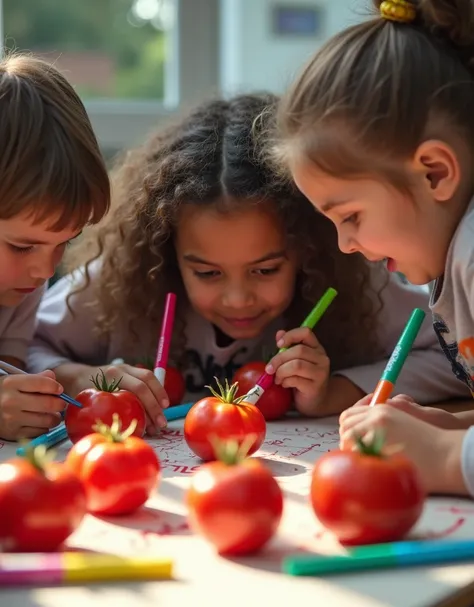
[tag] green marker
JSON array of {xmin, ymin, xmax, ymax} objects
[
  {"xmin": 283, "ymin": 539, "xmax": 474, "ymax": 577},
  {"xmin": 370, "ymin": 307, "xmax": 426, "ymax": 406},
  {"xmin": 244, "ymin": 287, "xmax": 337, "ymax": 404},
  {"xmin": 279, "ymin": 287, "xmax": 338, "ymax": 353}
]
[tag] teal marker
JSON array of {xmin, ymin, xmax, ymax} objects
[
  {"xmin": 16, "ymin": 402, "xmax": 194, "ymax": 456},
  {"xmin": 369, "ymin": 307, "xmax": 426, "ymax": 406},
  {"xmin": 283, "ymin": 539, "xmax": 474, "ymax": 576}
]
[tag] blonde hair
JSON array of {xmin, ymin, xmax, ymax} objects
[
  {"xmin": 66, "ymin": 93, "xmax": 384, "ymax": 369},
  {"xmin": 0, "ymin": 54, "xmax": 110, "ymax": 229}
]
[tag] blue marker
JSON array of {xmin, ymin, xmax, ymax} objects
[
  {"xmin": 16, "ymin": 402, "xmax": 194, "ymax": 455},
  {"xmin": 283, "ymin": 539, "xmax": 474, "ymax": 576}
]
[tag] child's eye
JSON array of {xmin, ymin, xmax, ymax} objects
[
  {"xmin": 8, "ymin": 244, "xmax": 34, "ymax": 254},
  {"xmin": 193, "ymin": 269, "xmax": 221, "ymax": 279},
  {"xmin": 342, "ymin": 213, "xmax": 359, "ymax": 225},
  {"xmin": 254, "ymin": 266, "xmax": 280, "ymax": 276}
]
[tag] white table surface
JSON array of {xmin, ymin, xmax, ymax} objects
[{"xmin": 2, "ymin": 416, "xmax": 474, "ymax": 607}]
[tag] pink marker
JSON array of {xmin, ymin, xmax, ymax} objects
[{"xmin": 154, "ymin": 292, "xmax": 177, "ymax": 385}]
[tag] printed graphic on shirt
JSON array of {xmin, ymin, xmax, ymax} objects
[
  {"xmin": 181, "ymin": 347, "xmax": 249, "ymax": 393},
  {"xmin": 433, "ymin": 314, "xmax": 474, "ymax": 392}
]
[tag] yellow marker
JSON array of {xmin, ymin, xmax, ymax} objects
[{"xmin": 0, "ymin": 552, "xmax": 173, "ymax": 586}]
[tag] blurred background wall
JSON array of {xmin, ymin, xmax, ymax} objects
[{"xmin": 2, "ymin": 0, "xmax": 365, "ymax": 160}]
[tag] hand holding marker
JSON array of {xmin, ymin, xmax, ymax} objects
[
  {"xmin": 0, "ymin": 360, "xmax": 82, "ymax": 409},
  {"xmin": 369, "ymin": 307, "xmax": 426, "ymax": 406},
  {"xmin": 244, "ymin": 287, "xmax": 338, "ymax": 405}
]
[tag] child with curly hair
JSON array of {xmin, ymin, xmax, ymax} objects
[
  {"xmin": 0, "ymin": 54, "xmax": 110, "ymax": 441},
  {"xmin": 28, "ymin": 93, "xmax": 470, "ymax": 436}
]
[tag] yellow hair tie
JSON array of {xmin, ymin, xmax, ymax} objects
[{"xmin": 380, "ymin": 0, "xmax": 416, "ymax": 23}]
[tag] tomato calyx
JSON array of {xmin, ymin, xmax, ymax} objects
[
  {"xmin": 20, "ymin": 443, "xmax": 56, "ymax": 475},
  {"xmin": 92, "ymin": 413, "xmax": 138, "ymax": 443},
  {"xmin": 90, "ymin": 369, "xmax": 123, "ymax": 393},
  {"xmin": 210, "ymin": 434, "xmax": 257, "ymax": 466},
  {"xmin": 353, "ymin": 430, "xmax": 389, "ymax": 458},
  {"xmin": 206, "ymin": 377, "xmax": 248, "ymax": 405}
]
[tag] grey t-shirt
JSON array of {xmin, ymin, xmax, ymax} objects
[
  {"xmin": 430, "ymin": 199, "xmax": 474, "ymax": 394},
  {"xmin": 430, "ymin": 199, "xmax": 474, "ymax": 497},
  {"xmin": 0, "ymin": 285, "xmax": 45, "ymax": 363}
]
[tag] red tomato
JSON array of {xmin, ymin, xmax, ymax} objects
[
  {"xmin": 233, "ymin": 362, "xmax": 292, "ymax": 421},
  {"xmin": 187, "ymin": 447, "xmax": 283, "ymax": 555},
  {"xmin": 164, "ymin": 366, "xmax": 186, "ymax": 406},
  {"xmin": 0, "ymin": 451, "xmax": 86, "ymax": 552},
  {"xmin": 310, "ymin": 435, "xmax": 425, "ymax": 545},
  {"xmin": 65, "ymin": 370, "xmax": 146, "ymax": 444},
  {"xmin": 66, "ymin": 415, "xmax": 160, "ymax": 515},
  {"xmin": 184, "ymin": 379, "xmax": 266, "ymax": 462},
  {"xmin": 135, "ymin": 361, "xmax": 185, "ymax": 406}
]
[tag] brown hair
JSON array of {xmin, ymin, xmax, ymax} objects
[
  {"xmin": 66, "ymin": 93, "xmax": 384, "ymax": 369},
  {"xmin": 0, "ymin": 53, "xmax": 110, "ymax": 230},
  {"xmin": 275, "ymin": 0, "xmax": 474, "ymax": 190}
]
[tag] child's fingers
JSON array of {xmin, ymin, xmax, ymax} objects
[
  {"xmin": 339, "ymin": 394, "xmax": 372, "ymax": 424},
  {"xmin": 16, "ymin": 410, "xmax": 62, "ymax": 430},
  {"xmin": 17, "ymin": 425, "xmax": 54, "ymax": 439},
  {"xmin": 274, "ymin": 355, "xmax": 322, "ymax": 385},
  {"xmin": 269, "ymin": 342, "xmax": 326, "ymax": 377},
  {"xmin": 278, "ymin": 375, "xmax": 315, "ymax": 395},
  {"xmin": 276, "ymin": 327, "xmax": 319, "ymax": 350},
  {"xmin": 105, "ymin": 365, "xmax": 168, "ymax": 429},
  {"xmin": 3, "ymin": 373, "xmax": 63, "ymax": 396}
]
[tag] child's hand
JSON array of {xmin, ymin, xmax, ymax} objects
[
  {"xmin": 339, "ymin": 398, "xmax": 457, "ymax": 493},
  {"xmin": 341, "ymin": 393, "xmax": 464, "ymax": 431},
  {"xmin": 265, "ymin": 328, "xmax": 329, "ymax": 415},
  {"xmin": 86, "ymin": 363, "xmax": 170, "ymax": 435},
  {"xmin": 0, "ymin": 371, "xmax": 64, "ymax": 441}
]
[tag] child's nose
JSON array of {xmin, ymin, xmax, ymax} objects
[
  {"xmin": 222, "ymin": 284, "xmax": 255, "ymax": 308},
  {"xmin": 337, "ymin": 229, "xmax": 358, "ymax": 255},
  {"xmin": 29, "ymin": 254, "xmax": 56, "ymax": 281}
]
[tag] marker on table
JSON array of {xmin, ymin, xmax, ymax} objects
[
  {"xmin": 16, "ymin": 402, "xmax": 195, "ymax": 456},
  {"xmin": 154, "ymin": 292, "xmax": 177, "ymax": 386},
  {"xmin": 0, "ymin": 551, "xmax": 173, "ymax": 586},
  {"xmin": 369, "ymin": 307, "xmax": 426, "ymax": 406},
  {"xmin": 283, "ymin": 539, "xmax": 474, "ymax": 576},
  {"xmin": 244, "ymin": 287, "xmax": 338, "ymax": 405},
  {"xmin": 0, "ymin": 360, "xmax": 82, "ymax": 409}
]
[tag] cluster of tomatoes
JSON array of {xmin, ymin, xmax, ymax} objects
[{"xmin": 0, "ymin": 362, "xmax": 426, "ymax": 556}]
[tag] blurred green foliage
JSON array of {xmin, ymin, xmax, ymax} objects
[{"xmin": 3, "ymin": 0, "xmax": 166, "ymax": 99}]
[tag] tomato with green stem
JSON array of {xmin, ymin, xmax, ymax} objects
[
  {"xmin": 232, "ymin": 361, "xmax": 292, "ymax": 421},
  {"xmin": 65, "ymin": 370, "xmax": 146, "ymax": 444},
  {"xmin": 66, "ymin": 414, "xmax": 160, "ymax": 515},
  {"xmin": 187, "ymin": 437, "xmax": 283, "ymax": 555},
  {"xmin": 310, "ymin": 432, "xmax": 425, "ymax": 545},
  {"xmin": 0, "ymin": 446, "xmax": 86, "ymax": 552},
  {"xmin": 184, "ymin": 378, "xmax": 266, "ymax": 461}
]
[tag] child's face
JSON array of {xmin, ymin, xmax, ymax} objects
[
  {"xmin": 291, "ymin": 162, "xmax": 452, "ymax": 285},
  {"xmin": 176, "ymin": 204, "xmax": 298, "ymax": 340},
  {"xmin": 0, "ymin": 213, "xmax": 80, "ymax": 306}
]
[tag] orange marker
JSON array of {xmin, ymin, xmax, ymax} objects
[{"xmin": 369, "ymin": 308, "xmax": 426, "ymax": 406}]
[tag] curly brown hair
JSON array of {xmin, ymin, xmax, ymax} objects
[{"xmin": 65, "ymin": 93, "xmax": 384, "ymax": 370}]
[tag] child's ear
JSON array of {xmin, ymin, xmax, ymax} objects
[{"xmin": 412, "ymin": 140, "xmax": 460, "ymax": 202}]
